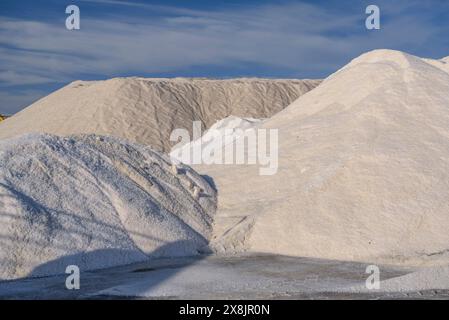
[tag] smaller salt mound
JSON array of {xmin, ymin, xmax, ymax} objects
[
  {"xmin": 0, "ymin": 134, "xmax": 216, "ymax": 280},
  {"xmin": 170, "ymin": 116, "xmax": 263, "ymax": 165}
]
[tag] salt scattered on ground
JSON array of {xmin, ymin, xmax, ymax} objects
[
  {"xmin": 342, "ymin": 265, "xmax": 449, "ymax": 293},
  {"xmin": 3, "ymin": 253, "xmax": 449, "ymax": 299},
  {"xmin": 0, "ymin": 133, "xmax": 216, "ymax": 280},
  {"xmin": 375, "ymin": 265, "xmax": 449, "ymax": 292}
]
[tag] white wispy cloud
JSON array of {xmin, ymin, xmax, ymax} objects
[
  {"xmin": 0, "ymin": 71, "xmax": 56, "ymax": 86},
  {"xmin": 0, "ymin": 3, "xmax": 357, "ymax": 80},
  {"xmin": 0, "ymin": 0, "xmax": 447, "ymax": 113}
]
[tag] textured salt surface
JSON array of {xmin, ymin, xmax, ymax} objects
[
  {"xmin": 0, "ymin": 78, "xmax": 320, "ymax": 151},
  {"xmin": 195, "ymin": 49, "xmax": 449, "ymax": 267},
  {"xmin": 0, "ymin": 133, "xmax": 216, "ymax": 280},
  {"xmin": 170, "ymin": 115, "xmax": 263, "ymax": 165}
]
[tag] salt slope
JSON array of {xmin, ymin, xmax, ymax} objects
[
  {"xmin": 0, "ymin": 134, "xmax": 216, "ymax": 280},
  {"xmin": 0, "ymin": 78, "xmax": 320, "ymax": 151},
  {"xmin": 170, "ymin": 115, "xmax": 262, "ymax": 165},
  {"xmin": 200, "ymin": 49, "xmax": 449, "ymax": 266}
]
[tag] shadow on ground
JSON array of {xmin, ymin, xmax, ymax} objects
[
  {"xmin": 1, "ymin": 252, "xmax": 437, "ymax": 300},
  {"xmin": 0, "ymin": 240, "xmax": 208, "ymax": 299}
]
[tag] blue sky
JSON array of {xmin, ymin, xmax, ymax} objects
[{"xmin": 1, "ymin": 0, "xmax": 448, "ymax": 114}]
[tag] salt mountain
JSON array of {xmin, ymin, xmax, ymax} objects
[{"xmin": 199, "ymin": 50, "xmax": 449, "ymax": 267}]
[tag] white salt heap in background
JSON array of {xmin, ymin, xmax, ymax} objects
[
  {"xmin": 0, "ymin": 78, "xmax": 319, "ymax": 151},
  {"xmin": 0, "ymin": 134, "xmax": 216, "ymax": 280}
]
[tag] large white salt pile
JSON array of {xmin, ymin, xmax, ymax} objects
[
  {"xmin": 198, "ymin": 49, "xmax": 449, "ymax": 266},
  {"xmin": 0, "ymin": 78, "xmax": 320, "ymax": 151},
  {"xmin": 0, "ymin": 134, "xmax": 216, "ymax": 280}
]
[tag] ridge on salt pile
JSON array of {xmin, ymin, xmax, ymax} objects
[
  {"xmin": 0, "ymin": 133, "xmax": 216, "ymax": 280},
  {"xmin": 197, "ymin": 49, "xmax": 449, "ymax": 267},
  {"xmin": 422, "ymin": 56, "xmax": 449, "ymax": 74},
  {"xmin": 170, "ymin": 115, "xmax": 263, "ymax": 165},
  {"xmin": 0, "ymin": 78, "xmax": 320, "ymax": 151}
]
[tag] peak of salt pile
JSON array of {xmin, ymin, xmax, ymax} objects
[
  {"xmin": 0, "ymin": 133, "xmax": 216, "ymax": 280},
  {"xmin": 0, "ymin": 78, "xmax": 320, "ymax": 151},
  {"xmin": 200, "ymin": 49, "xmax": 449, "ymax": 266}
]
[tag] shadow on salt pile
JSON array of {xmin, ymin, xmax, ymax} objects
[
  {"xmin": 0, "ymin": 133, "xmax": 217, "ymax": 281},
  {"xmin": 0, "ymin": 182, "xmax": 211, "ymax": 281},
  {"xmin": 27, "ymin": 240, "xmax": 208, "ymax": 297},
  {"xmin": 201, "ymin": 175, "xmax": 217, "ymax": 192}
]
